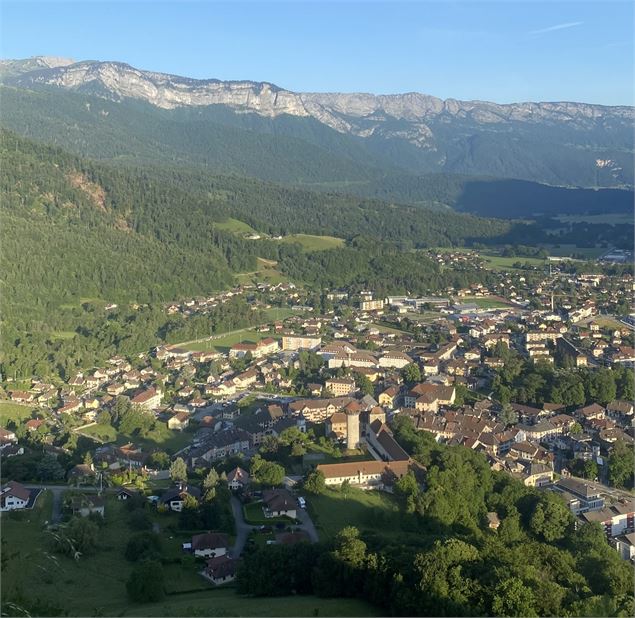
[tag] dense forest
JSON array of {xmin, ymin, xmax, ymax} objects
[
  {"xmin": 237, "ymin": 418, "xmax": 634, "ymax": 616},
  {"xmin": 278, "ymin": 236, "xmax": 501, "ymax": 294}
]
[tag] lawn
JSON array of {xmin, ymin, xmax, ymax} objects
[
  {"xmin": 131, "ymin": 422, "xmax": 194, "ymax": 455},
  {"xmin": 278, "ymin": 234, "xmax": 345, "ymax": 252},
  {"xmin": 235, "ymin": 258, "xmax": 290, "ymax": 286},
  {"xmin": 263, "ymin": 307, "xmax": 296, "ymax": 322},
  {"xmin": 543, "ymin": 244, "xmax": 606, "ymax": 259},
  {"xmin": 75, "ymin": 421, "xmax": 192, "ymax": 454},
  {"xmin": 481, "ymin": 254, "xmax": 547, "ymax": 271},
  {"xmin": 77, "ymin": 422, "xmax": 119, "ymax": 443},
  {"xmin": 214, "ymin": 217, "xmax": 258, "ymax": 235},
  {"xmin": 458, "ymin": 295, "xmax": 513, "ymax": 309},
  {"xmin": 0, "ymin": 400, "xmax": 37, "ymax": 426},
  {"xmin": 555, "ymin": 213, "xmax": 634, "ymax": 225},
  {"xmin": 121, "ymin": 590, "xmax": 381, "ymax": 617},
  {"xmin": 307, "ymin": 486, "xmax": 402, "ymax": 540},
  {"xmin": 50, "ymin": 330, "xmax": 77, "ymax": 340}
]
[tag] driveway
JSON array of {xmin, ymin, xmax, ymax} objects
[
  {"xmin": 229, "ymin": 494, "xmax": 319, "ymax": 557},
  {"xmin": 295, "ymin": 506, "xmax": 319, "ymax": 542},
  {"xmin": 230, "ymin": 495, "xmax": 254, "ymax": 557}
]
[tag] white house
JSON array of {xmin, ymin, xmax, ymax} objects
[
  {"xmin": 185, "ymin": 532, "xmax": 230, "ymax": 558},
  {"xmin": 0, "ymin": 481, "xmax": 32, "ymax": 511}
]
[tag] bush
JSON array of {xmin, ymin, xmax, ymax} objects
[
  {"xmin": 125, "ymin": 531, "xmax": 163, "ymax": 562},
  {"xmin": 128, "ymin": 508, "xmax": 152, "ymax": 531},
  {"xmin": 126, "ymin": 559, "xmax": 165, "ymax": 602}
]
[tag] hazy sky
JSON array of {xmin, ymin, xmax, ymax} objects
[{"xmin": 1, "ymin": 0, "xmax": 633, "ymax": 105}]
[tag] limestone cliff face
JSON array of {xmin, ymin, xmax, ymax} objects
[{"xmin": 8, "ymin": 58, "xmax": 634, "ymax": 149}]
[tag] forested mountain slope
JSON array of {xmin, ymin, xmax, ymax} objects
[
  {"xmin": 0, "ymin": 131, "xmax": 516, "ymax": 316},
  {"xmin": 0, "ymin": 131, "xmax": 515, "ymax": 378}
]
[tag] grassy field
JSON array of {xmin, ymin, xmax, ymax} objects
[
  {"xmin": 587, "ymin": 315, "xmax": 627, "ymax": 330},
  {"xmin": 0, "ymin": 400, "xmax": 36, "ymax": 425},
  {"xmin": 371, "ymin": 321, "xmax": 412, "ymax": 335},
  {"xmin": 214, "ymin": 218, "xmax": 258, "ymax": 235},
  {"xmin": 263, "ymin": 306, "xmax": 296, "ymax": 322},
  {"xmin": 183, "ymin": 330, "xmax": 273, "ymax": 354},
  {"xmin": 307, "ymin": 486, "xmax": 401, "ymax": 540},
  {"xmin": 75, "ymin": 421, "xmax": 192, "ymax": 454},
  {"xmin": 556, "ymin": 213, "xmax": 634, "ymax": 225},
  {"xmin": 235, "ymin": 257, "xmax": 289, "ymax": 286},
  {"xmin": 481, "ymin": 254, "xmax": 547, "ymax": 270},
  {"xmin": 543, "ymin": 244, "xmax": 605, "ymax": 259},
  {"xmin": 50, "ymin": 330, "xmax": 77, "ymax": 340},
  {"xmin": 121, "ymin": 590, "xmax": 380, "ymax": 617},
  {"xmin": 3, "ymin": 495, "xmax": 207, "ymax": 616},
  {"xmin": 457, "ymin": 295, "xmax": 513, "ymax": 309},
  {"xmin": 132, "ymin": 422, "xmax": 194, "ymax": 454},
  {"xmin": 278, "ymin": 234, "xmax": 345, "ymax": 252},
  {"xmin": 77, "ymin": 423, "xmax": 119, "ymax": 443}
]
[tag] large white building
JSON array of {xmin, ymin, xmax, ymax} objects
[{"xmin": 282, "ymin": 335, "xmax": 322, "ymax": 351}]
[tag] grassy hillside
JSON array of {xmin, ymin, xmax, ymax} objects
[{"xmin": 278, "ymin": 234, "xmax": 345, "ymax": 251}]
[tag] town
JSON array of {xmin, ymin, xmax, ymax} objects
[{"xmin": 1, "ymin": 254, "xmax": 634, "ymax": 614}]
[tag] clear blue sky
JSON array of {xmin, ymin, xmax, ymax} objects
[{"xmin": 1, "ymin": 0, "xmax": 633, "ymax": 105}]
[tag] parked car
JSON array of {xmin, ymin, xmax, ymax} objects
[{"xmin": 298, "ymin": 496, "xmax": 306, "ymax": 509}]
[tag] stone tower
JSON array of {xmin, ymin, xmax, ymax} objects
[{"xmin": 345, "ymin": 408, "xmax": 361, "ymax": 450}]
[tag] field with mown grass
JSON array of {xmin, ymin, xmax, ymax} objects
[
  {"xmin": 0, "ymin": 400, "xmax": 37, "ymax": 425},
  {"xmin": 74, "ymin": 420, "xmax": 193, "ymax": 454},
  {"xmin": 183, "ymin": 330, "xmax": 276, "ymax": 354},
  {"xmin": 235, "ymin": 257, "xmax": 289, "ymax": 285},
  {"xmin": 543, "ymin": 244, "xmax": 606, "ymax": 259},
  {"xmin": 278, "ymin": 233, "xmax": 345, "ymax": 252},
  {"xmin": 213, "ymin": 218, "xmax": 258, "ymax": 235},
  {"xmin": 481, "ymin": 254, "xmax": 547, "ymax": 270},
  {"xmin": 307, "ymin": 486, "xmax": 402, "ymax": 540},
  {"xmin": 457, "ymin": 295, "xmax": 514, "ymax": 309},
  {"xmin": 555, "ymin": 213, "xmax": 634, "ymax": 225}
]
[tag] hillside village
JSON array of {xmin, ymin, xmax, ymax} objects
[{"xmin": 1, "ymin": 259, "xmax": 634, "ymax": 610}]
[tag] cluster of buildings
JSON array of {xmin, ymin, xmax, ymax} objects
[{"xmin": 2, "ymin": 262, "xmax": 633, "ymax": 561}]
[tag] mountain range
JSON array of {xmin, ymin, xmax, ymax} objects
[{"xmin": 2, "ymin": 56, "xmax": 633, "ymax": 190}]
